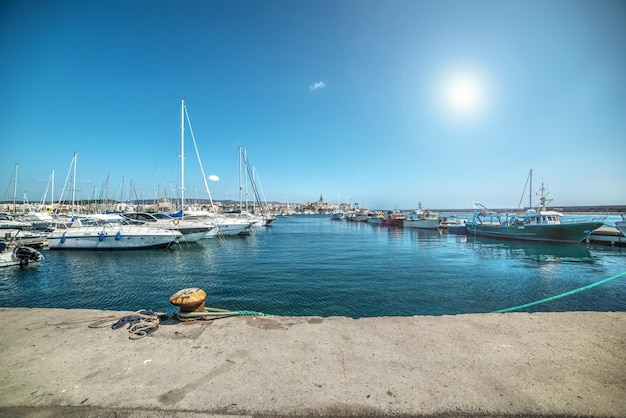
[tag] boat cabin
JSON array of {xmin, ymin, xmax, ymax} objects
[
  {"xmin": 510, "ymin": 210, "xmax": 562, "ymax": 226},
  {"xmin": 470, "ymin": 202, "xmax": 563, "ymax": 228}
]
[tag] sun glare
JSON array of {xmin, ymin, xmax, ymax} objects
[
  {"xmin": 442, "ymin": 74, "xmax": 485, "ymax": 116},
  {"xmin": 402, "ymin": 32, "xmax": 525, "ymax": 154}
]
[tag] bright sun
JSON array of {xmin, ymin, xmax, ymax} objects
[{"xmin": 442, "ymin": 74, "xmax": 484, "ymax": 116}]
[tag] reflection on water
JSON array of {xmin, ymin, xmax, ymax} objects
[{"xmin": 468, "ymin": 236, "xmax": 593, "ymax": 262}]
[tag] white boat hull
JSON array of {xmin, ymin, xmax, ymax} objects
[
  {"xmin": 47, "ymin": 226, "xmax": 181, "ymax": 250},
  {"xmin": 178, "ymin": 229, "xmax": 213, "ymax": 243},
  {"xmin": 215, "ymin": 221, "xmax": 253, "ymax": 236},
  {"xmin": 404, "ymin": 219, "xmax": 440, "ymax": 229}
]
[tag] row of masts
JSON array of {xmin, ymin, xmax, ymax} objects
[{"xmin": 6, "ymin": 100, "xmax": 268, "ymax": 216}]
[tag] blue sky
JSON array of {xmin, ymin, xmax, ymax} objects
[{"xmin": 1, "ymin": 0, "xmax": 625, "ymax": 210}]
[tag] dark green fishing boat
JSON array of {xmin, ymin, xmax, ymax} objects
[{"xmin": 466, "ymin": 178, "xmax": 605, "ymax": 244}]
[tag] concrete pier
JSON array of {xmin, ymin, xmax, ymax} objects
[{"xmin": 0, "ymin": 308, "xmax": 624, "ymax": 417}]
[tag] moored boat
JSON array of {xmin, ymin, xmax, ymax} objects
[
  {"xmin": 0, "ymin": 241, "xmax": 44, "ymax": 267},
  {"xmin": 466, "ymin": 172, "xmax": 605, "ymax": 244},
  {"xmin": 442, "ymin": 216, "xmax": 467, "ymax": 233},
  {"xmin": 404, "ymin": 203, "xmax": 441, "ymax": 229},
  {"xmin": 346, "ymin": 210, "xmax": 369, "ymax": 222},
  {"xmin": 177, "ymin": 209, "xmax": 253, "ymax": 236},
  {"xmin": 365, "ymin": 212, "xmax": 384, "ymax": 224},
  {"xmin": 121, "ymin": 212, "xmax": 216, "ymax": 243},
  {"xmin": 465, "ymin": 201, "xmax": 604, "ymax": 244},
  {"xmin": 47, "ymin": 214, "xmax": 182, "ymax": 250},
  {"xmin": 0, "ymin": 214, "xmax": 33, "ymax": 231},
  {"xmin": 382, "ymin": 209, "xmax": 404, "ymax": 227},
  {"xmin": 615, "ymin": 214, "xmax": 626, "ymax": 237}
]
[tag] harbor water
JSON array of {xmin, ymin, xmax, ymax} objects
[{"xmin": 1, "ymin": 214, "xmax": 625, "ymax": 317}]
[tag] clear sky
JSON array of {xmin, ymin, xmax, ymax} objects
[{"xmin": 1, "ymin": 0, "xmax": 625, "ymax": 210}]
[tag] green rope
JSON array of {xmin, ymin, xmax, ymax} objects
[
  {"xmin": 176, "ymin": 307, "xmax": 273, "ymax": 320},
  {"xmin": 493, "ymin": 270, "xmax": 626, "ymax": 313}
]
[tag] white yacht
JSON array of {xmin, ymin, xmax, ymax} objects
[
  {"xmin": 121, "ymin": 212, "xmax": 216, "ymax": 243},
  {"xmin": 47, "ymin": 214, "xmax": 181, "ymax": 250},
  {"xmin": 182, "ymin": 209, "xmax": 253, "ymax": 236}
]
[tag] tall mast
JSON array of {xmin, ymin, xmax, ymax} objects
[
  {"xmin": 244, "ymin": 148, "xmax": 249, "ymax": 212},
  {"xmin": 71, "ymin": 152, "xmax": 77, "ymax": 215},
  {"xmin": 105, "ymin": 171, "xmax": 110, "ymax": 212},
  {"xmin": 239, "ymin": 145, "xmax": 243, "ymax": 212},
  {"xmin": 51, "ymin": 169, "xmax": 55, "ymax": 210},
  {"xmin": 180, "ymin": 99, "xmax": 185, "ymax": 213},
  {"xmin": 13, "ymin": 164, "xmax": 18, "ymax": 214},
  {"xmin": 529, "ymin": 169, "xmax": 533, "ymax": 209}
]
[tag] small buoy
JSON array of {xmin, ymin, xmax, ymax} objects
[
  {"xmin": 99, "ymin": 232, "xmax": 105, "ymax": 241},
  {"xmin": 115, "ymin": 231, "xmax": 121, "ymax": 240},
  {"xmin": 169, "ymin": 288, "xmax": 207, "ymax": 312}
]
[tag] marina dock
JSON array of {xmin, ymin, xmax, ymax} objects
[
  {"xmin": 587, "ymin": 226, "xmax": 626, "ymax": 246},
  {"xmin": 0, "ymin": 308, "xmax": 624, "ymax": 417}
]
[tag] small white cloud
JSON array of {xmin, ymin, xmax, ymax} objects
[
  {"xmin": 310, "ymin": 81, "xmax": 326, "ymax": 91},
  {"xmin": 208, "ymin": 175, "xmax": 219, "ymax": 182}
]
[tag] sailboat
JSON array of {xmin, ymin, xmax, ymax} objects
[
  {"xmin": 465, "ymin": 170, "xmax": 605, "ymax": 243},
  {"xmin": 236, "ymin": 146, "xmax": 276, "ymax": 226},
  {"xmin": 171, "ymin": 99, "xmax": 252, "ymax": 236},
  {"xmin": 46, "ymin": 154, "xmax": 182, "ymax": 249}
]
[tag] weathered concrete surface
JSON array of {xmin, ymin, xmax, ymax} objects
[{"xmin": 0, "ymin": 308, "xmax": 624, "ymax": 417}]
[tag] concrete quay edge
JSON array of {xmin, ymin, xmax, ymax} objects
[{"xmin": 0, "ymin": 308, "xmax": 624, "ymax": 417}]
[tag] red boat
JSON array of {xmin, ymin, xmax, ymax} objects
[{"xmin": 382, "ymin": 210, "xmax": 404, "ymax": 227}]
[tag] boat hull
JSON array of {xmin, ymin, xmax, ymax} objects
[
  {"xmin": 216, "ymin": 221, "xmax": 253, "ymax": 236},
  {"xmin": 382, "ymin": 217, "xmax": 404, "ymax": 227},
  {"xmin": 404, "ymin": 219, "xmax": 440, "ymax": 229},
  {"xmin": 47, "ymin": 226, "xmax": 181, "ymax": 250},
  {"xmin": 178, "ymin": 229, "xmax": 213, "ymax": 243},
  {"xmin": 465, "ymin": 221, "xmax": 604, "ymax": 243}
]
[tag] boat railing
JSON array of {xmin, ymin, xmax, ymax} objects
[{"xmin": 560, "ymin": 215, "xmax": 607, "ymax": 225}]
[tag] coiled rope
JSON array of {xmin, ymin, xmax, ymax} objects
[
  {"xmin": 493, "ymin": 270, "xmax": 626, "ymax": 313},
  {"xmin": 89, "ymin": 310, "xmax": 161, "ymax": 339}
]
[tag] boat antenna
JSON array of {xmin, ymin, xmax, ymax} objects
[{"xmin": 535, "ymin": 182, "xmax": 553, "ymax": 211}]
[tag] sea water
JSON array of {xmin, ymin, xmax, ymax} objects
[{"xmin": 1, "ymin": 215, "xmax": 624, "ymax": 317}]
